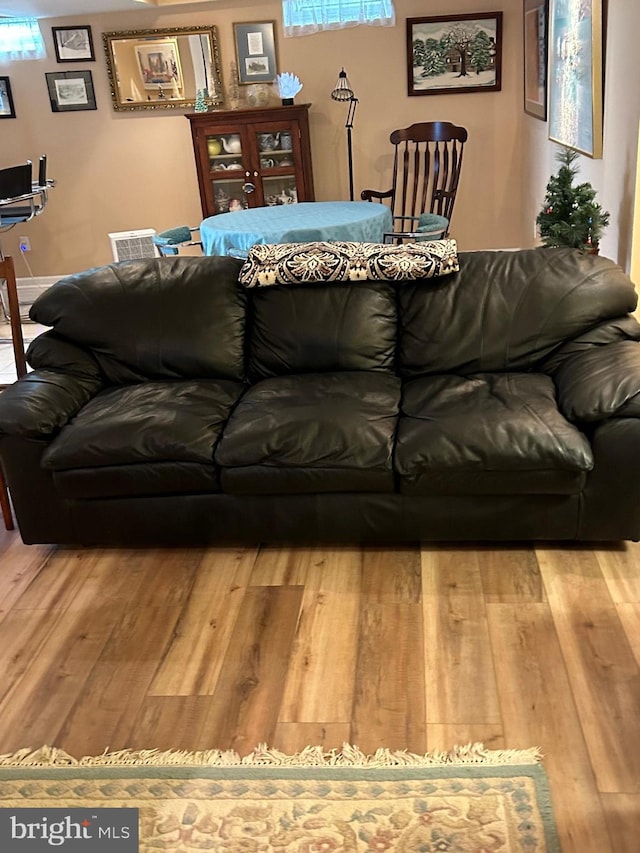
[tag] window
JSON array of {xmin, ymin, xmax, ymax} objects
[
  {"xmin": 0, "ymin": 18, "xmax": 46, "ymax": 61},
  {"xmin": 282, "ymin": 0, "xmax": 395, "ymax": 37}
]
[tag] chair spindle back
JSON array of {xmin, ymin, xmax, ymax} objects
[{"xmin": 389, "ymin": 122, "xmax": 467, "ymax": 226}]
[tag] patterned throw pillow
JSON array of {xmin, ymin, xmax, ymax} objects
[{"xmin": 238, "ymin": 239, "xmax": 459, "ymax": 287}]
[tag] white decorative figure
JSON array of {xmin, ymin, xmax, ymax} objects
[{"xmin": 276, "ymin": 72, "xmax": 303, "ymax": 104}]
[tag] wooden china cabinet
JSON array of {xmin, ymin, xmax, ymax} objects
[{"xmin": 186, "ymin": 104, "xmax": 315, "ymax": 218}]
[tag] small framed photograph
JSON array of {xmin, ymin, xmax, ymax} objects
[
  {"xmin": 52, "ymin": 25, "xmax": 95, "ymax": 62},
  {"xmin": 523, "ymin": 0, "xmax": 548, "ymax": 120},
  {"xmin": 46, "ymin": 70, "xmax": 97, "ymax": 112},
  {"xmin": 233, "ymin": 21, "xmax": 277, "ymax": 84},
  {"xmin": 0, "ymin": 76, "xmax": 16, "ymax": 119},
  {"xmin": 407, "ymin": 12, "xmax": 503, "ymax": 96}
]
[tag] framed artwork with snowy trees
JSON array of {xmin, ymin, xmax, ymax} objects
[{"xmin": 407, "ymin": 13, "xmax": 503, "ymax": 96}]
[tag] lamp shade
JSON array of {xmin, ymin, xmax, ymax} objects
[{"xmin": 331, "ymin": 68, "xmax": 354, "ymax": 101}]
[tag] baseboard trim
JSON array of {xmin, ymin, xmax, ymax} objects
[{"xmin": 1, "ymin": 275, "xmax": 61, "ymax": 322}]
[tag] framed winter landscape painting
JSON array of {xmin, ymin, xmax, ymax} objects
[
  {"xmin": 407, "ymin": 13, "xmax": 502, "ymax": 96},
  {"xmin": 548, "ymin": 0, "xmax": 603, "ymax": 158}
]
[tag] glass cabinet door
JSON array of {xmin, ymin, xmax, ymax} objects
[
  {"xmin": 189, "ymin": 105, "xmax": 314, "ymax": 218},
  {"xmin": 206, "ymin": 132, "xmax": 250, "ymax": 213},
  {"xmin": 255, "ymin": 127, "xmax": 298, "ymax": 206}
]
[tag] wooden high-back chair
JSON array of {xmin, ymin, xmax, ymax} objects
[{"xmin": 361, "ymin": 121, "xmax": 468, "ymax": 241}]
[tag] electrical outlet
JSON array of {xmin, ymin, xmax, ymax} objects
[{"xmin": 19, "ymin": 236, "xmax": 31, "ymax": 252}]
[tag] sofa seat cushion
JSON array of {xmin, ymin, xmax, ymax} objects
[
  {"xmin": 396, "ymin": 373, "xmax": 593, "ymax": 496},
  {"xmin": 42, "ymin": 379, "xmax": 244, "ymax": 498},
  {"xmin": 215, "ymin": 372, "xmax": 401, "ymax": 495},
  {"xmin": 50, "ymin": 462, "xmax": 220, "ymax": 500}
]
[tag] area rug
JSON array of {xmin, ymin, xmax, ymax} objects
[{"xmin": 0, "ymin": 743, "xmax": 561, "ymax": 852}]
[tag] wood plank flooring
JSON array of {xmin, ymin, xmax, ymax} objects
[{"xmin": 0, "ymin": 527, "xmax": 638, "ymax": 852}]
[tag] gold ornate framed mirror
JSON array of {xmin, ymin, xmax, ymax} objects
[{"xmin": 103, "ymin": 26, "xmax": 222, "ymax": 111}]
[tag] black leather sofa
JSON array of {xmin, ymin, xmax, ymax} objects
[{"xmin": 1, "ymin": 245, "xmax": 640, "ymax": 546}]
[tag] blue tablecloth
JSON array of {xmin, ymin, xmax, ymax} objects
[{"xmin": 201, "ymin": 201, "xmax": 393, "ymax": 257}]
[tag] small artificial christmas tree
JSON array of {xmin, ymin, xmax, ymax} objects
[
  {"xmin": 194, "ymin": 88, "xmax": 208, "ymax": 113},
  {"xmin": 536, "ymin": 146, "xmax": 610, "ymax": 251}
]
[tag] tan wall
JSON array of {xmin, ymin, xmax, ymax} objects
[
  {"xmin": 1, "ymin": 0, "xmax": 522, "ymax": 276},
  {"xmin": 522, "ymin": 0, "xmax": 640, "ymax": 274},
  {"xmin": 633, "ymin": 118, "xmax": 640, "ymax": 285}
]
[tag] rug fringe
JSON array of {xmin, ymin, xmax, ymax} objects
[{"xmin": 0, "ymin": 742, "xmax": 543, "ymax": 768}]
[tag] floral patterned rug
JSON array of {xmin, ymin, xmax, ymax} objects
[{"xmin": 0, "ymin": 743, "xmax": 560, "ymax": 852}]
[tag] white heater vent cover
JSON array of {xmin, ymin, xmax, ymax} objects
[{"xmin": 108, "ymin": 229, "xmax": 157, "ymax": 262}]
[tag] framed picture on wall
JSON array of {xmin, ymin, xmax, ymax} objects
[
  {"xmin": 52, "ymin": 25, "xmax": 95, "ymax": 62},
  {"xmin": 0, "ymin": 76, "xmax": 16, "ymax": 119},
  {"xmin": 523, "ymin": 0, "xmax": 548, "ymax": 120},
  {"xmin": 46, "ymin": 70, "xmax": 97, "ymax": 112},
  {"xmin": 135, "ymin": 39, "xmax": 183, "ymax": 91},
  {"xmin": 548, "ymin": 0, "xmax": 604, "ymax": 158},
  {"xmin": 407, "ymin": 12, "xmax": 503, "ymax": 96},
  {"xmin": 233, "ymin": 21, "xmax": 278, "ymax": 84}
]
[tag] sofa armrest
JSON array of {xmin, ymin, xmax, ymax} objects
[
  {"xmin": 555, "ymin": 340, "xmax": 640, "ymax": 422},
  {"xmin": 0, "ymin": 369, "xmax": 104, "ymax": 438},
  {"xmin": 26, "ymin": 330, "xmax": 103, "ymax": 380},
  {"xmin": 541, "ymin": 315, "xmax": 640, "ymax": 374}
]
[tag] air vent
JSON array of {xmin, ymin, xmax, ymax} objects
[{"xmin": 108, "ymin": 229, "xmax": 157, "ymax": 262}]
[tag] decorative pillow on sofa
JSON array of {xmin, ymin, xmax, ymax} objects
[{"xmin": 238, "ymin": 239, "xmax": 459, "ymax": 287}]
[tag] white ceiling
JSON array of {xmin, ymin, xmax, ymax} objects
[
  {"xmin": 0, "ymin": 0, "xmax": 147, "ymax": 16},
  {"xmin": 0, "ymin": 0, "xmax": 218, "ymax": 20}
]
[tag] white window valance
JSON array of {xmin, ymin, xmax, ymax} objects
[
  {"xmin": 282, "ymin": 0, "xmax": 395, "ymax": 38},
  {"xmin": 0, "ymin": 18, "xmax": 46, "ymax": 61}
]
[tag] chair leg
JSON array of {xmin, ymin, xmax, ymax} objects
[
  {"xmin": 0, "ymin": 464, "xmax": 14, "ymax": 530},
  {"xmin": 0, "ymin": 254, "xmax": 27, "ymax": 379}
]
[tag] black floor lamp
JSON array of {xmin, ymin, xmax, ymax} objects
[{"xmin": 330, "ymin": 69, "xmax": 358, "ymax": 202}]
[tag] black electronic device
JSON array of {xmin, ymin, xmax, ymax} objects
[{"xmin": 0, "ymin": 162, "xmax": 32, "ymax": 201}]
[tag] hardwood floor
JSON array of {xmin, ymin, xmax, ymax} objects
[{"xmin": 0, "ymin": 526, "xmax": 638, "ymax": 851}]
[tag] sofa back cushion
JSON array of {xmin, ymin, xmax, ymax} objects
[
  {"xmin": 30, "ymin": 256, "xmax": 247, "ymax": 383},
  {"xmin": 397, "ymin": 248, "xmax": 639, "ymax": 377},
  {"xmin": 247, "ymin": 282, "xmax": 397, "ymax": 380}
]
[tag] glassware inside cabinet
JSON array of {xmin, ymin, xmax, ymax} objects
[
  {"xmin": 211, "ymin": 178, "xmax": 249, "ymax": 213},
  {"xmin": 206, "ymin": 133, "xmax": 244, "ymax": 174},
  {"xmin": 256, "ymin": 129, "xmax": 294, "ymax": 170},
  {"xmin": 263, "ymin": 176, "xmax": 298, "ymax": 206}
]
